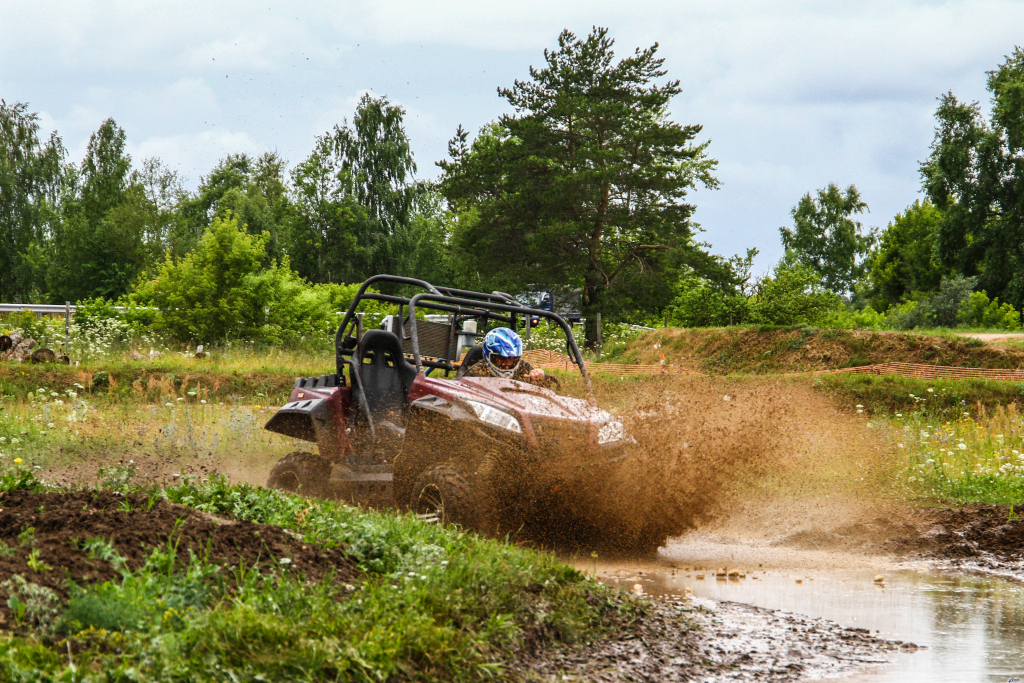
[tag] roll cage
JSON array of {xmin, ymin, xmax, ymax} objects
[{"xmin": 334, "ymin": 274, "xmax": 592, "ymax": 394}]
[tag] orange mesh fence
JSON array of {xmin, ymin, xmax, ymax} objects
[
  {"xmin": 523, "ymin": 349, "xmax": 694, "ymax": 376},
  {"xmin": 815, "ymin": 362, "xmax": 1024, "ymax": 382}
]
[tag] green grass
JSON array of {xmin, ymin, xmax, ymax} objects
[
  {"xmin": 817, "ymin": 373, "xmax": 1024, "ymax": 419},
  {"xmin": 891, "ymin": 405, "xmax": 1024, "ymax": 504},
  {"xmin": 0, "ymin": 472, "xmax": 645, "ymax": 682}
]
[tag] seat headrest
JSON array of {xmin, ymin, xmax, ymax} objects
[{"xmin": 355, "ymin": 329, "xmax": 405, "ymax": 365}]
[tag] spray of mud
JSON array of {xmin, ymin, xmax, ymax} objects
[{"xmin": 539, "ymin": 375, "xmax": 898, "ymax": 556}]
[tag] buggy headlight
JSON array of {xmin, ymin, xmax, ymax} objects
[
  {"xmin": 598, "ymin": 421, "xmax": 624, "ymax": 444},
  {"xmin": 466, "ymin": 400, "xmax": 522, "ymax": 434}
]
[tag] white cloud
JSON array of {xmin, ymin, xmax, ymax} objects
[{"xmin": 2, "ymin": 0, "xmax": 1020, "ymax": 270}]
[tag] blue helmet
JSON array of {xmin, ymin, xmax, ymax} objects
[{"xmin": 483, "ymin": 328, "xmax": 523, "ymax": 378}]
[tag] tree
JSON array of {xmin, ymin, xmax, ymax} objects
[
  {"xmin": 921, "ymin": 48, "xmax": 1024, "ymax": 309},
  {"xmin": 287, "ymin": 94, "xmax": 420, "ymax": 285},
  {"xmin": 864, "ymin": 200, "xmax": 945, "ymax": 310},
  {"xmin": 0, "ymin": 100, "xmax": 65, "ymax": 302},
  {"xmin": 179, "ymin": 152, "xmax": 291, "ymax": 262},
  {"xmin": 779, "ymin": 183, "xmax": 874, "ymax": 294},
  {"xmin": 47, "ymin": 119, "xmax": 158, "ymax": 301},
  {"xmin": 438, "ymin": 27, "xmax": 718, "ymax": 347}
]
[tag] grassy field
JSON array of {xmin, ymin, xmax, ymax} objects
[{"xmin": 0, "ymin": 472, "xmax": 646, "ymax": 682}]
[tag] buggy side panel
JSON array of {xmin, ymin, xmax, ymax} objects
[{"xmin": 264, "ymin": 398, "xmax": 329, "ymax": 442}]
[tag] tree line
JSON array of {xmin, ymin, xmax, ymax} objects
[{"xmin": 3, "ymin": 28, "xmax": 1024, "ymax": 348}]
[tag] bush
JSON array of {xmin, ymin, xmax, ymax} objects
[
  {"xmin": 747, "ymin": 260, "xmax": 841, "ymax": 326},
  {"xmin": 126, "ymin": 216, "xmax": 388, "ymax": 346},
  {"xmin": 667, "ymin": 284, "xmax": 749, "ymax": 327},
  {"xmin": 958, "ymin": 290, "xmax": 1022, "ymax": 330}
]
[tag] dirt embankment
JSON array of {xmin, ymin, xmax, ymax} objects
[
  {"xmin": 0, "ymin": 365, "xmax": 301, "ymax": 403},
  {"xmin": 616, "ymin": 327, "xmax": 1024, "ymax": 374},
  {"xmin": 778, "ymin": 503, "xmax": 1024, "ymax": 575},
  {"xmin": 0, "ymin": 490, "xmax": 358, "ymax": 626}
]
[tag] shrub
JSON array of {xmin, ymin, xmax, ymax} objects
[
  {"xmin": 747, "ymin": 260, "xmax": 841, "ymax": 326},
  {"xmin": 126, "ymin": 216, "xmax": 388, "ymax": 346},
  {"xmin": 958, "ymin": 290, "xmax": 1022, "ymax": 330}
]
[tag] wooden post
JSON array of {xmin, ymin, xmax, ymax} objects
[
  {"xmin": 356, "ymin": 312, "xmax": 364, "ymax": 341},
  {"xmin": 524, "ymin": 314, "xmax": 531, "ymax": 345},
  {"xmin": 596, "ymin": 312, "xmax": 602, "ymax": 359},
  {"xmin": 64, "ymin": 301, "xmax": 70, "ymax": 349},
  {"xmin": 664, "ymin": 313, "xmax": 668, "ymax": 328}
]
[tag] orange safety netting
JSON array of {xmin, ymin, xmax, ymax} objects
[
  {"xmin": 814, "ymin": 362, "xmax": 1024, "ymax": 382},
  {"xmin": 522, "ymin": 349, "xmax": 693, "ymax": 376}
]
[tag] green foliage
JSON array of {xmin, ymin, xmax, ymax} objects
[
  {"xmin": 0, "ymin": 468, "xmax": 46, "ymax": 493},
  {"xmin": 921, "ymin": 47, "xmax": 1024, "ymax": 310},
  {"xmin": 747, "ymin": 258, "xmax": 842, "ymax": 325},
  {"xmin": 0, "ymin": 100, "xmax": 65, "ymax": 303},
  {"xmin": 667, "ymin": 256, "xmax": 841, "ymax": 327},
  {"xmin": 958, "ymin": 290, "xmax": 1022, "ymax": 330},
  {"xmin": 439, "ymin": 27, "xmax": 718, "ymax": 347},
  {"xmin": 288, "ymin": 94, "xmax": 427, "ymax": 286},
  {"xmin": 47, "ymin": 119, "xmax": 165, "ymax": 302},
  {"xmin": 666, "ymin": 272, "xmax": 749, "ymax": 327},
  {"xmin": 0, "ymin": 473, "xmax": 633, "ymax": 682},
  {"xmin": 818, "ymin": 373, "xmax": 1024, "ymax": 419},
  {"xmin": 25, "ymin": 548, "xmax": 51, "ymax": 573},
  {"xmin": 2, "ymin": 574, "xmax": 61, "ymax": 633},
  {"xmin": 128, "ymin": 216, "xmax": 356, "ymax": 345},
  {"xmin": 865, "ymin": 200, "xmax": 945, "ymax": 310},
  {"xmin": 779, "ymin": 183, "xmax": 875, "ymax": 293}
]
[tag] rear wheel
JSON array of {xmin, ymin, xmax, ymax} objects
[
  {"xmin": 411, "ymin": 464, "xmax": 477, "ymax": 527},
  {"xmin": 267, "ymin": 451, "xmax": 331, "ymax": 498}
]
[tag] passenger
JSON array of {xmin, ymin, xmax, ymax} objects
[{"xmin": 463, "ymin": 327, "xmax": 552, "ymax": 387}]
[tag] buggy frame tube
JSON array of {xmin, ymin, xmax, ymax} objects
[
  {"xmin": 406, "ymin": 292, "xmax": 593, "ymax": 397},
  {"xmin": 334, "ymin": 275, "xmax": 524, "ymax": 377}
]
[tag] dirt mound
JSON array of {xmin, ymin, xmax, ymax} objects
[
  {"xmin": 615, "ymin": 327, "xmax": 1024, "ymax": 374},
  {"xmin": 777, "ymin": 503, "xmax": 1024, "ymax": 565},
  {"xmin": 0, "ymin": 490, "xmax": 357, "ymax": 622}
]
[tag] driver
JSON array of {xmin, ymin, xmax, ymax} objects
[{"xmin": 463, "ymin": 327, "xmax": 552, "ymax": 387}]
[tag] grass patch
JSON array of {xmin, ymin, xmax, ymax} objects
[
  {"xmin": 892, "ymin": 405, "xmax": 1024, "ymax": 504},
  {"xmin": 0, "ymin": 472, "xmax": 644, "ymax": 682},
  {"xmin": 817, "ymin": 373, "xmax": 1024, "ymax": 419}
]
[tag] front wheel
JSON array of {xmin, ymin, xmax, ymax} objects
[
  {"xmin": 267, "ymin": 451, "xmax": 331, "ymax": 498},
  {"xmin": 411, "ymin": 464, "xmax": 478, "ymax": 528}
]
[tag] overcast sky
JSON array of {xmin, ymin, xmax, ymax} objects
[{"xmin": 1, "ymin": 1, "xmax": 1020, "ymax": 273}]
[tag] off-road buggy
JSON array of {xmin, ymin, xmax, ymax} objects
[{"xmin": 264, "ymin": 275, "xmax": 636, "ymax": 548}]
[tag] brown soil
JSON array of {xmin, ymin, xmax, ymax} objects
[
  {"xmin": 616, "ymin": 327, "xmax": 1024, "ymax": 374},
  {"xmin": 779, "ymin": 503, "xmax": 1024, "ymax": 571},
  {"xmin": 0, "ymin": 490, "xmax": 357, "ymax": 625}
]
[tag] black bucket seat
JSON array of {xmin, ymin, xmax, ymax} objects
[{"xmin": 352, "ymin": 330, "xmax": 418, "ymax": 428}]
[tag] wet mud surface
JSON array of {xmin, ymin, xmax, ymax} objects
[
  {"xmin": 522, "ymin": 597, "xmax": 915, "ymax": 682},
  {"xmin": 778, "ymin": 503, "xmax": 1024, "ymax": 580},
  {"xmin": 0, "ymin": 490, "xmax": 358, "ymax": 624}
]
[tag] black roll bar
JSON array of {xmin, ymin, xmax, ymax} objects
[
  {"xmin": 334, "ymin": 275, "xmax": 594, "ymax": 401},
  {"xmin": 407, "ymin": 292, "xmax": 593, "ymax": 396}
]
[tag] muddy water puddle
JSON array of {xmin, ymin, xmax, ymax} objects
[{"xmin": 588, "ymin": 539, "xmax": 1024, "ymax": 682}]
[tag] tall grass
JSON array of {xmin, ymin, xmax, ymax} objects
[{"xmin": 894, "ymin": 404, "xmax": 1024, "ymax": 504}]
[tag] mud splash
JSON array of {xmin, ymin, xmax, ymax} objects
[{"xmin": 546, "ymin": 375, "xmax": 896, "ymax": 555}]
